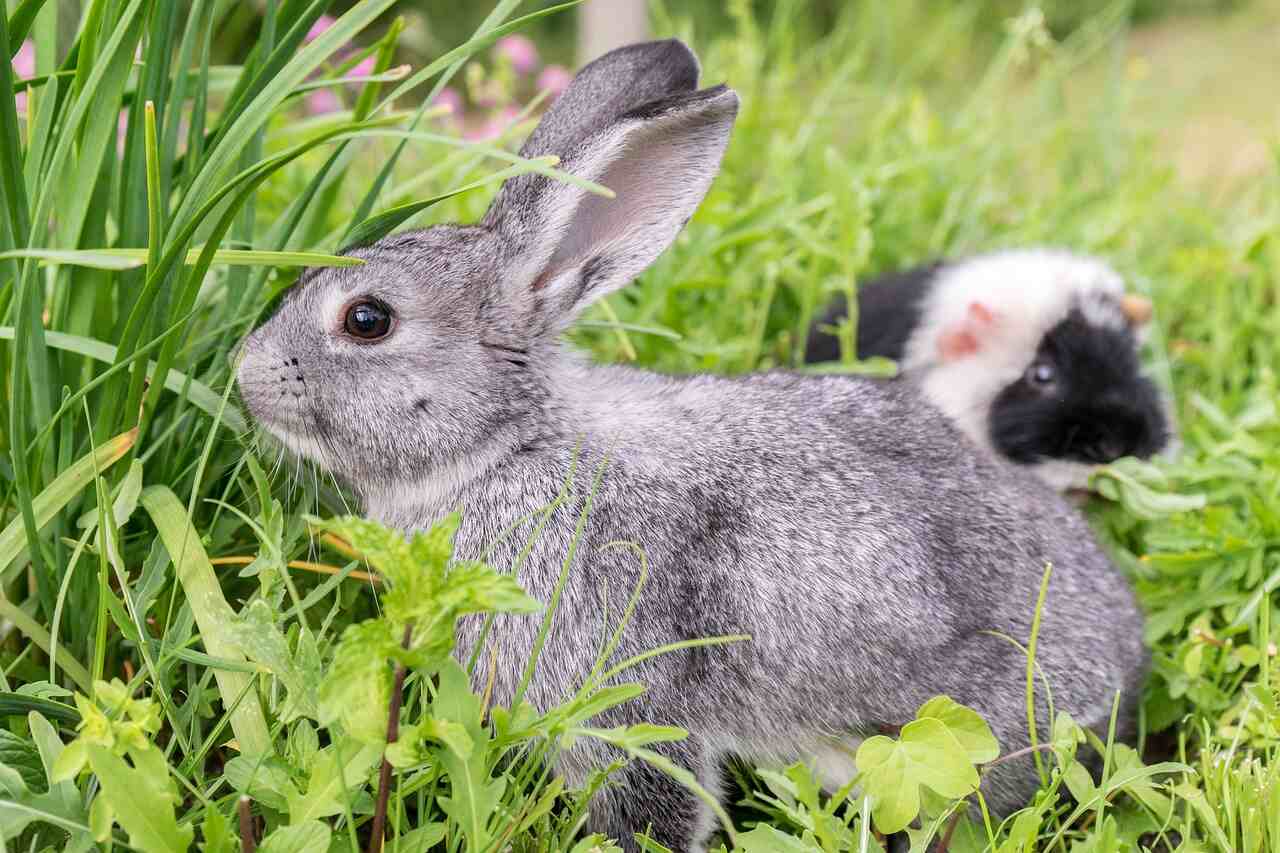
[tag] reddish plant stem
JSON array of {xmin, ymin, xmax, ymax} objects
[
  {"xmin": 936, "ymin": 808, "xmax": 963, "ymax": 853},
  {"xmin": 367, "ymin": 624, "xmax": 413, "ymax": 853},
  {"xmin": 238, "ymin": 796, "xmax": 256, "ymax": 853}
]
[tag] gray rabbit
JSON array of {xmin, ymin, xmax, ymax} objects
[{"xmin": 237, "ymin": 40, "xmax": 1148, "ymax": 852}]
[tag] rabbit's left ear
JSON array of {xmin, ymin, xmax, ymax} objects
[{"xmin": 486, "ymin": 84, "xmax": 739, "ymax": 335}]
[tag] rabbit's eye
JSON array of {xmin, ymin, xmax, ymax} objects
[
  {"xmin": 1027, "ymin": 361, "xmax": 1056, "ymax": 386},
  {"xmin": 344, "ymin": 301, "xmax": 393, "ymax": 341}
]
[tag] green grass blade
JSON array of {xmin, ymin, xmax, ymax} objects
[
  {"xmin": 5, "ymin": 0, "xmax": 51, "ymax": 54},
  {"xmin": 138, "ymin": 485, "xmax": 272, "ymax": 758},
  {"xmin": 0, "ymin": 327, "xmax": 247, "ymax": 433},
  {"xmin": 0, "ymin": 428, "xmax": 136, "ymax": 581},
  {"xmin": 0, "ymin": 598, "xmax": 90, "ymax": 692},
  {"xmin": 346, "ymin": 0, "xmax": 525, "ymax": 228},
  {"xmin": 341, "ymin": 158, "xmax": 558, "ymax": 249},
  {"xmin": 171, "ymin": 0, "xmax": 398, "ymax": 235}
]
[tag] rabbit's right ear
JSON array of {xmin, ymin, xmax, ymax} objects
[{"xmin": 483, "ymin": 40, "xmax": 738, "ymax": 337}]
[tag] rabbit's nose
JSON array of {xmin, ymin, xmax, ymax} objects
[{"xmin": 275, "ymin": 357, "xmax": 306, "ymax": 398}]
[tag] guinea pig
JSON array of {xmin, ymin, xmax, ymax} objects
[{"xmin": 805, "ymin": 248, "xmax": 1174, "ymax": 491}]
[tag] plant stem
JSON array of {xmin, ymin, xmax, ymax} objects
[
  {"xmin": 936, "ymin": 808, "xmax": 963, "ymax": 853},
  {"xmin": 368, "ymin": 624, "xmax": 412, "ymax": 853},
  {"xmin": 238, "ymin": 796, "xmax": 255, "ymax": 853}
]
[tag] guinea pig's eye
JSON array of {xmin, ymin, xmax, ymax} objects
[
  {"xmin": 1027, "ymin": 361, "xmax": 1056, "ymax": 386},
  {"xmin": 343, "ymin": 301, "xmax": 393, "ymax": 341}
]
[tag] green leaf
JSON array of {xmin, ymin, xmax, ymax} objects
[
  {"xmin": 1091, "ymin": 462, "xmax": 1207, "ymax": 520},
  {"xmin": 0, "ymin": 326, "xmax": 247, "ymax": 433},
  {"xmin": 0, "ymin": 428, "xmax": 134, "ymax": 581},
  {"xmin": 395, "ymin": 823, "xmax": 447, "ymax": 849},
  {"xmin": 286, "ymin": 739, "xmax": 381, "ymax": 824},
  {"xmin": 224, "ymin": 754, "xmax": 297, "ymax": 812},
  {"xmin": 342, "ymin": 158, "xmax": 556, "ymax": 249},
  {"xmin": 317, "ymin": 619, "xmax": 397, "ymax": 744},
  {"xmin": 433, "ymin": 658, "xmax": 502, "ymax": 851},
  {"xmin": 200, "ymin": 803, "xmax": 236, "ymax": 853},
  {"xmin": 227, "ymin": 600, "xmax": 319, "ymax": 721},
  {"xmin": 916, "ymin": 696, "xmax": 1000, "ymax": 763},
  {"xmin": 0, "ymin": 760, "xmax": 91, "ymax": 840},
  {"xmin": 0, "ymin": 246, "xmax": 365, "ymax": 269},
  {"xmin": 0, "ymin": 692, "xmax": 79, "ymax": 725},
  {"xmin": 856, "ymin": 718, "xmax": 981, "ymax": 834},
  {"xmin": 0, "ymin": 248, "xmax": 144, "ymax": 269},
  {"xmin": 259, "ymin": 820, "xmax": 332, "ymax": 853},
  {"xmin": 0, "ymin": 729, "xmax": 46, "ymax": 791},
  {"xmin": 139, "ymin": 486, "xmax": 271, "ymax": 756},
  {"xmin": 85, "ymin": 744, "xmax": 194, "ymax": 853},
  {"xmin": 736, "ymin": 825, "xmax": 822, "ymax": 852}
]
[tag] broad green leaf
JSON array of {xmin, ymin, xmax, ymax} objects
[
  {"xmin": 1091, "ymin": 462, "xmax": 1206, "ymax": 520},
  {"xmin": 395, "ymin": 823, "xmax": 447, "ymax": 849},
  {"xmin": 85, "ymin": 744, "xmax": 193, "ymax": 853},
  {"xmin": 856, "ymin": 717, "xmax": 981, "ymax": 834},
  {"xmin": 0, "ymin": 760, "xmax": 91, "ymax": 839},
  {"xmin": 227, "ymin": 600, "xmax": 319, "ymax": 721},
  {"xmin": 916, "ymin": 696, "xmax": 1000, "ymax": 763},
  {"xmin": 224, "ymin": 754, "xmax": 297, "ymax": 812},
  {"xmin": 286, "ymin": 739, "xmax": 381, "ymax": 824},
  {"xmin": 0, "ymin": 729, "xmax": 45, "ymax": 790},
  {"xmin": 736, "ymin": 825, "xmax": 822, "ymax": 852},
  {"xmin": 200, "ymin": 804, "xmax": 236, "ymax": 853},
  {"xmin": 434, "ymin": 657, "xmax": 502, "ymax": 851},
  {"xmin": 317, "ymin": 619, "xmax": 397, "ymax": 744},
  {"xmin": 421, "ymin": 717, "xmax": 473, "ymax": 759},
  {"xmin": 996, "ymin": 808, "xmax": 1046, "ymax": 853},
  {"xmin": 139, "ymin": 486, "xmax": 271, "ymax": 756},
  {"xmin": 259, "ymin": 820, "xmax": 332, "ymax": 853}
]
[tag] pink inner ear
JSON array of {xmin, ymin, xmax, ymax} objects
[
  {"xmin": 937, "ymin": 302, "xmax": 998, "ymax": 362},
  {"xmin": 938, "ymin": 329, "xmax": 981, "ymax": 360}
]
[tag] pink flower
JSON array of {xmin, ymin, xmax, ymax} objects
[
  {"xmin": 14, "ymin": 38, "xmax": 34, "ymax": 112},
  {"xmin": 305, "ymin": 88, "xmax": 342, "ymax": 115},
  {"xmin": 432, "ymin": 87, "xmax": 463, "ymax": 117},
  {"xmin": 464, "ymin": 106, "xmax": 520, "ymax": 142},
  {"xmin": 13, "ymin": 39, "xmax": 35, "ymax": 78},
  {"xmin": 494, "ymin": 35, "xmax": 539, "ymax": 75},
  {"xmin": 345, "ymin": 55, "xmax": 376, "ymax": 79},
  {"xmin": 306, "ymin": 14, "xmax": 337, "ymax": 43},
  {"xmin": 536, "ymin": 65, "xmax": 572, "ymax": 98}
]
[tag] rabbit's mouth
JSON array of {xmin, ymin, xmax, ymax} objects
[{"xmin": 252, "ymin": 414, "xmax": 335, "ymax": 471}]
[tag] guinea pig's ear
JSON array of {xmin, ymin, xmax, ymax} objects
[
  {"xmin": 1120, "ymin": 294, "xmax": 1153, "ymax": 328},
  {"xmin": 937, "ymin": 301, "xmax": 999, "ymax": 361},
  {"xmin": 482, "ymin": 40, "xmax": 738, "ymax": 336}
]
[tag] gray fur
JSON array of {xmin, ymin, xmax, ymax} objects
[{"xmin": 237, "ymin": 41, "xmax": 1148, "ymax": 851}]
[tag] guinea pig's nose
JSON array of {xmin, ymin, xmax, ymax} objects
[{"xmin": 1094, "ymin": 436, "xmax": 1128, "ymax": 462}]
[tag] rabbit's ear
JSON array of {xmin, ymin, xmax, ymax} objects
[
  {"xmin": 483, "ymin": 43, "xmax": 737, "ymax": 335},
  {"xmin": 512, "ymin": 39, "xmax": 701, "ymax": 163}
]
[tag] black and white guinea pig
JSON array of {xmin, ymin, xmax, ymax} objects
[{"xmin": 805, "ymin": 248, "xmax": 1174, "ymax": 491}]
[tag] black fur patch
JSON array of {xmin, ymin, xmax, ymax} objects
[
  {"xmin": 988, "ymin": 310, "xmax": 1170, "ymax": 465},
  {"xmin": 804, "ymin": 262, "xmax": 943, "ymax": 363}
]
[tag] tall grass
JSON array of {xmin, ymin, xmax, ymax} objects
[{"xmin": 1, "ymin": 0, "xmax": 1278, "ymax": 850}]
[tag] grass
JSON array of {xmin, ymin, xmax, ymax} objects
[{"xmin": 1, "ymin": 0, "xmax": 1278, "ymax": 851}]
